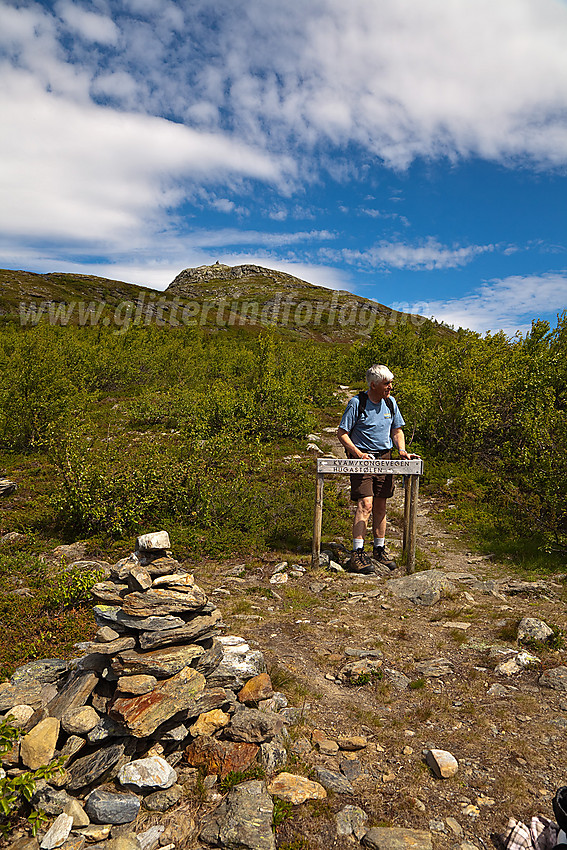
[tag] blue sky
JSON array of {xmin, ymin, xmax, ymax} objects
[{"xmin": 1, "ymin": 0, "xmax": 567, "ymax": 334}]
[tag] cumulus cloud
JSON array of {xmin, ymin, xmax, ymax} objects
[
  {"xmin": 55, "ymin": 2, "xmax": 120, "ymax": 45},
  {"xmin": 422, "ymin": 272, "xmax": 567, "ymax": 335},
  {"xmin": 336, "ymin": 239, "xmax": 494, "ymax": 271},
  {"xmin": 0, "ymin": 69, "xmax": 294, "ymax": 247}
]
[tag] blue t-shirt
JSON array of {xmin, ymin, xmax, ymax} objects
[{"xmin": 339, "ymin": 394, "xmax": 405, "ymax": 452}]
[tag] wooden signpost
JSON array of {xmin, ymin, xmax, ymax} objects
[{"xmin": 312, "ymin": 456, "xmax": 424, "ymax": 574}]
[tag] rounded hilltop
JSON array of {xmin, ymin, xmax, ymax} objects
[{"xmin": 166, "ymin": 261, "xmax": 310, "ymax": 298}]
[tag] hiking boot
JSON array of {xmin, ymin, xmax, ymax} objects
[
  {"xmin": 372, "ymin": 545, "xmax": 397, "ymax": 570},
  {"xmin": 348, "ymin": 548, "xmax": 374, "ymax": 575}
]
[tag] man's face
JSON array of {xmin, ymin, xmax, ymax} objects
[{"xmin": 371, "ymin": 379, "xmax": 393, "ymax": 399}]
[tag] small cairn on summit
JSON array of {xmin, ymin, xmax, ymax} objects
[{"xmin": 0, "ymin": 531, "xmax": 294, "ymax": 849}]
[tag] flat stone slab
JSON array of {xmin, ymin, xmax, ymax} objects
[
  {"xmin": 139, "ymin": 609, "xmax": 222, "ymax": 650},
  {"xmin": 66, "ymin": 742, "xmax": 126, "ymax": 791},
  {"xmin": 185, "ymin": 735, "xmax": 259, "ymax": 779},
  {"xmin": 112, "ymin": 645, "xmax": 204, "ymax": 679},
  {"xmin": 362, "ymin": 827, "xmax": 433, "ymax": 850},
  {"xmin": 47, "ymin": 672, "xmax": 99, "ymax": 720},
  {"xmin": 11, "ymin": 660, "xmax": 69, "ymax": 687},
  {"xmin": 93, "ymin": 606, "xmax": 186, "ymax": 632},
  {"xmin": 386, "ymin": 570, "xmax": 457, "ymax": 606},
  {"xmin": 110, "ymin": 666, "xmax": 206, "ymax": 737},
  {"xmin": 121, "ymin": 586, "xmax": 208, "ymax": 617}
]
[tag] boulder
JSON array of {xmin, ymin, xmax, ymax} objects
[
  {"xmin": 200, "ymin": 780, "xmax": 275, "ymax": 850},
  {"xmin": 387, "ymin": 570, "xmax": 457, "ymax": 606}
]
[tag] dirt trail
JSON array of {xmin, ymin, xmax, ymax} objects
[{"xmin": 199, "ymin": 429, "xmax": 567, "ymax": 850}]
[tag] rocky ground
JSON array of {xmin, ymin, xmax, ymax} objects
[
  {"xmin": 2, "ymin": 433, "xmax": 567, "ymax": 850},
  {"xmin": 196, "ymin": 472, "xmax": 567, "ymax": 850}
]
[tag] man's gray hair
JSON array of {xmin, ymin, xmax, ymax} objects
[{"xmin": 366, "ymin": 364, "xmax": 394, "ymax": 387}]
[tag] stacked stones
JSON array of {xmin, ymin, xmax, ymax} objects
[{"xmin": 0, "ymin": 531, "xmax": 293, "ymax": 850}]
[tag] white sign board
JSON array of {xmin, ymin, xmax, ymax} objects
[{"xmin": 316, "ymin": 457, "xmax": 423, "ymax": 475}]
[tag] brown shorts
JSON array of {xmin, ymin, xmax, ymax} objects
[{"xmin": 350, "ymin": 450, "xmax": 395, "ymax": 502}]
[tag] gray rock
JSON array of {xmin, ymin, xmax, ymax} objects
[
  {"xmin": 117, "ymin": 756, "xmax": 177, "ymax": 790},
  {"xmin": 11, "ymin": 660, "xmax": 68, "ymax": 687},
  {"xmin": 93, "ymin": 606, "xmax": 185, "ymax": 632},
  {"xmin": 0, "ymin": 682, "xmax": 44, "ymax": 711},
  {"xmin": 200, "ymin": 779, "xmax": 275, "ymax": 850},
  {"xmin": 47, "ymin": 672, "xmax": 99, "ymax": 719},
  {"xmin": 87, "ymin": 715, "xmax": 126, "ymax": 744},
  {"xmin": 336, "ymin": 805, "xmax": 368, "ymax": 838},
  {"xmin": 362, "ymin": 827, "xmax": 433, "ymax": 850},
  {"xmin": 540, "ymin": 666, "xmax": 567, "ymax": 691},
  {"xmin": 85, "ymin": 790, "xmax": 140, "ymax": 825},
  {"xmin": 518, "ymin": 617, "xmax": 554, "ymax": 643},
  {"xmin": 225, "ymin": 709, "xmax": 284, "ymax": 743},
  {"xmin": 90, "ymin": 582, "xmax": 129, "ymax": 605},
  {"xmin": 127, "ymin": 566, "xmax": 152, "ymax": 592},
  {"xmin": 74, "ymin": 637, "xmax": 135, "ymax": 657},
  {"xmin": 142, "ymin": 784, "xmax": 183, "ymax": 812},
  {"xmin": 31, "ymin": 786, "xmax": 71, "ymax": 816},
  {"xmin": 66, "ymin": 741, "xmax": 125, "ymax": 791},
  {"xmin": 345, "ymin": 648, "xmax": 383, "ymax": 659},
  {"xmin": 340, "ymin": 758, "xmax": 363, "ymax": 781},
  {"xmin": 138, "ymin": 610, "xmax": 222, "ymax": 650},
  {"xmin": 259, "ymin": 737, "xmax": 287, "ymax": 774},
  {"xmin": 122, "ymin": 586, "xmax": 208, "ymax": 617},
  {"xmin": 387, "ymin": 569, "xmax": 457, "ymax": 606},
  {"xmin": 96, "ymin": 627, "xmax": 121, "ymax": 643},
  {"xmin": 40, "ymin": 812, "xmax": 73, "ymax": 849},
  {"xmin": 315, "ymin": 767, "xmax": 354, "ymax": 794},
  {"xmin": 415, "ymin": 659, "xmax": 454, "ymax": 678},
  {"xmin": 112, "ymin": 645, "xmax": 204, "ymax": 679},
  {"xmin": 386, "ymin": 669, "xmax": 411, "ymax": 690}
]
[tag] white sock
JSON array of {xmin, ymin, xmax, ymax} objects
[
  {"xmin": 374, "ymin": 537, "xmax": 385, "ymax": 548},
  {"xmin": 353, "ymin": 538, "xmax": 365, "ymax": 550}
]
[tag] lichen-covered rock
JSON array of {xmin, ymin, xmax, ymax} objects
[
  {"xmin": 267, "ymin": 772, "xmax": 326, "ymax": 804},
  {"xmin": 200, "ymin": 780, "xmax": 275, "ymax": 850}
]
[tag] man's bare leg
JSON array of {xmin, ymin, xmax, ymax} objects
[
  {"xmin": 372, "ymin": 497, "xmax": 387, "ymax": 540},
  {"xmin": 353, "ymin": 496, "xmax": 373, "ymax": 543}
]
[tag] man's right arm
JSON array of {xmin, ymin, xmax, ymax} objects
[{"xmin": 337, "ymin": 428, "xmax": 373, "ymax": 460}]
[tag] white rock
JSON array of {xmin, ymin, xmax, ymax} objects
[
  {"xmin": 117, "ymin": 755, "xmax": 177, "ymax": 789},
  {"xmin": 40, "ymin": 813, "xmax": 73, "ymax": 849},
  {"xmin": 426, "ymin": 748, "xmax": 459, "ymax": 778},
  {"xmin": 135, "ymin": 531, "xmax": 170, "ymax": 551},
  {"xmin": 270, "ymin": 573, "xmax": 288, "ymax": 585},
  {"xmin": 6, "ymin": 704, "xmax": 35, "ymax": 727}
]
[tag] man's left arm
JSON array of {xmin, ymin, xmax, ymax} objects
[{"xmin": 391, "ymin": 427, "xmax": 420, "ymax": 460}]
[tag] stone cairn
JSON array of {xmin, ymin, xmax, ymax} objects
[{"xmin": 0, "ymin": 532, "xmax": 297, "ymax": 850}]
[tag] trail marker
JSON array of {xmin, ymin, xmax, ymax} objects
[{"xmin": 312, "ymin": 456, "xmax": 423, "ymax": 574}]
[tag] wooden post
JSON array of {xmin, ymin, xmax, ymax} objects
[
  {"xmin": 402, "ymin": 475, "xmax": 410, "ymax": 555},
  {"xmin": 312, "ymin": 472, "xmax": 325, "ymax": 568},
  {"xmin": 405, "ymin": 473, "xmax": 420, "ymax": 574}
]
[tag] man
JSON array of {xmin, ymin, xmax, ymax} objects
[{"xmin": 337, "ymin": 364, "xmax": 419, "ymax": 575}]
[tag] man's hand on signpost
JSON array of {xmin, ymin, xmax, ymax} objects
[{"xmin": 399, "ymin": 449, "xmax": 421, "ymax": 460}]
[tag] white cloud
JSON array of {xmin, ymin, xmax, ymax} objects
[
  {"xmin": 337, "ymin": 239, "xmax": 493, "ymax": 271},
  {"xmin": 55, "ymin": 2, "xmax": 119, "ymax": 45},
  {"xmin": 421, "ymin": 272, "xmax": 567, "ymax": 334},
  {"xmin": 0, "ymin": 69, "xmax": 294, "ymax": 248}
]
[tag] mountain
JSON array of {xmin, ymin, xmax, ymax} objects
[{"xmin": 0, "ymin": 263, "xmax": 438, "ymax": 342}]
